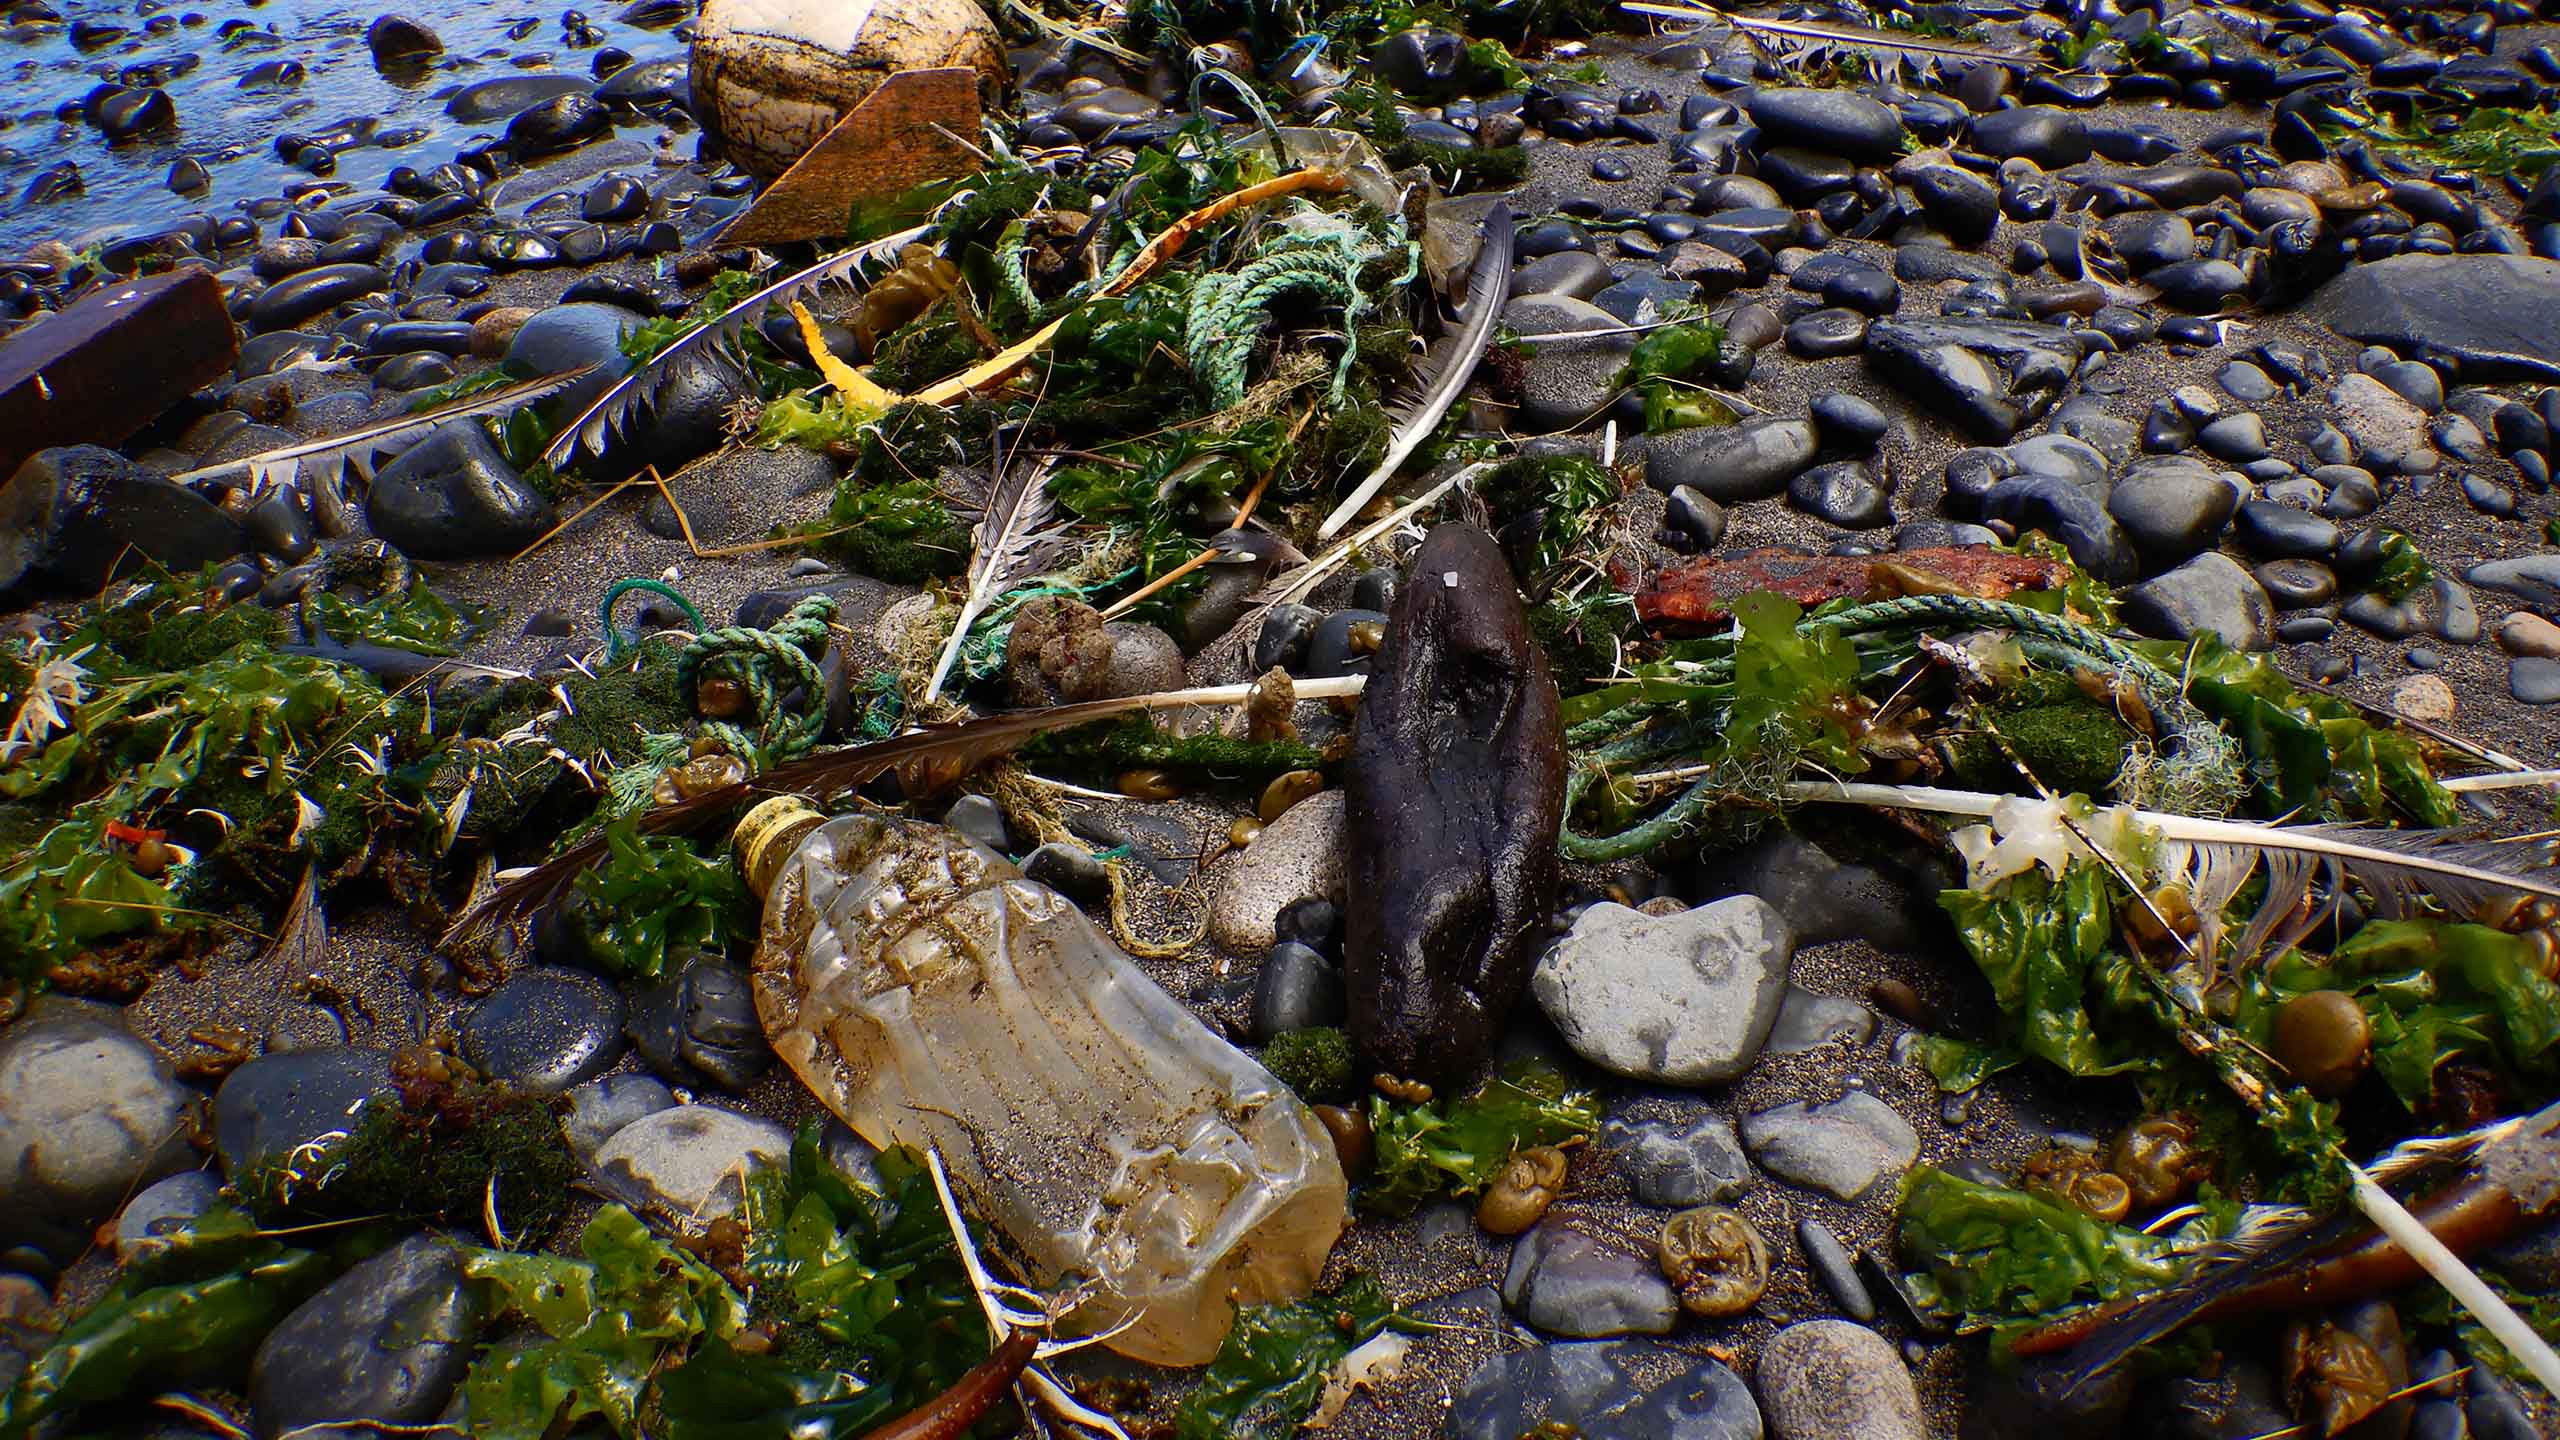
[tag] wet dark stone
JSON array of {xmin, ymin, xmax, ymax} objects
[
  {"xmin": 1822, "ymin": 266, "xmax": 1900, "ymax": 316},
  {"xmin": 1983, "ymin": 473, "xmax": 2136, "ymax": 581},
  {"xmin": 248, "ymin": 1234, "xmax": 479, "ymax": 1434},
  {"xmin": 1344, "ymin": 525, "xmax": 1564, "ymax": 1092},
  {"xmin": 1648, "ymin": 417, "xmax": 1820, "ymax": 502},
  {"xmin": 1747, "ymin": 87, "xmax": 1905, "ymax": 163},
  {"xmin": 462, "ymin": 967, "xmax": 625, "ymax": 1094},
  {"xmin": 365, "ymin": 14, "xmax": 441, "ymax": 63},
  {"xmin": 1757, "ymin": 146, "xmax": 1855, "ymax": 203},
  {"xmin": 93, "ymin": 86, "xmax": 175, "ymax": 139},
  {"xmin": 1306, "ymin": 608, "xmax": 1390, "ymax": 679},
  {"xmin": 1789, "ymin": 459, "xmax": 1891, "ymax": 529},
  {"xmin": 0, "ymin": 447, "xmax": 247, "ymax": 596},
  {"xmin": 1786, "ymin": 307, "xmax": 1869, "ymax": 358},
  {"xmin": 581, "ymin": 174, "xmax": 647, "ymax": 222},
  {"xmin": 1253, "ymin": 942, "xmax": 1347, "ymax": 1040},
  {"xmin": 445, "ymin": 73, "xmax": 590, "ymax": 123},
  {"xmin": 245, "ymin": 489, "xmax": 315, "ymax": 561},
  {"xmin": 1254, "ymin": 603, "xmax": 1321, "ymax": 672},
  {"xmin": 213, "ymin": 1048, "xmax": 397, "ymax": 1174},
  {"xmin": 366, "ymin": 421, "xmax": 554, "ymax": 560},
  {"xmin": 1969, "ymin": 106, "xmax": 2091, "ymax": 166},
  {"xmin": 1865, "ymin": 316, "xmax": 2087, "ymax": 441},
  {"xmin": 1811, "ymin": 392, "xmax": 1888, "ymax": 450},
  {"xmin": 627, "ymin": 953, "xmax": 771, "ymax": 1090},
  {"xmin": 247, "ymin": 263, "xmax": 388, "ymax": 333},
  {"xmin": 2232, "ymin": 500, "xmax": 2339, "ymax": 560}
]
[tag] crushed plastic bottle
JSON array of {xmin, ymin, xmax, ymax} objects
[{"xmin": 738, "ymin": 798, "xmax": 1349, "ymax": 1366}]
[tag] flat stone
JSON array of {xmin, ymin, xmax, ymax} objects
[
  {"xmin": 1740, "ymin": 1090, "xmax": 1919, "ymax": 1200},
  {"xmin": 0, "ymin": 1006, "xmax": 197, "ymax": 1260},
  {"xmin": 2329, "ymin": 373, "xmax": 2433, "ymax": 471},
  {"xmin": 2308, "ymin": 253, "xmax": 2560, "ymax": 381},
  {"xmin": 1532, "ymin": 898, "xmax": 1793, "ymax": 1085},
  {"xmin": 2468, "ymin": 554, "xmax": 2560, "ymax": 610},
  {"xmin": 1647, "ymin": 418, "xmax": 1820, "ymax": 503},
  {"xmin": 1763, "ymin": 987, "xmax": 1877, "ymax": 1055},
  {"xmin": 1757, "ymin": 1320, "xmax": 1925, "ymax": 1440},
  {"xmin": 1211, "ymin": 790, "xmax": 1346, "ymax": 953},
  {"xmin": 1449, "ymin": 1340, "xmax": 1761, "ymax": 1440},
  {"xmin": 1502, "ymin": 1221, "xmax": 1680, "ymax": 1338},
  {"xmin": 1866, "ymin": 317, "xmax": 2086, "ymax": 442},
  {"xmin": 590, "ymin": 1104, "xmax": 792, "ymax": 1220},
  {"xmin": 1599, "ymin": 1112, "xmax": 1754, "ymax": 1207},
  {"xmin": 2512, "ymin": 657, "xmax": 2560, "ymax": 705}
]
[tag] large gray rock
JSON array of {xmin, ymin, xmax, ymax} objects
[
  {"xmin": 1739, "ymin": 1090, "xmax": 1919, "ymax": 1200},
  {"xmin": 2327, "ymin": 373, "xmax": 2434, "ymax": 473},
  {"xmin": 0, "ymin": 1005, "xmax": 198, "ymax": 1259},
  {"xmin": 1756, "ymin": 1320, "xmax": 1925, "ymax": 1440},
  {"xmin": 2308, "ymin": 253, "xmax": 2560, "ymax": 381},
  {"xmin": 249, "ymin": 1233, "xmax": 482, "ymax": 1437},
  {"xmin": 0, "ymin": 446, "xmax": 246, "ymax": 595},
  {"xmin": 2123, "ymin": 551, "xmax": 2276, "ymax": 652},
  {"xmin": 1532, "ymin": 897, "xmax": 1793, "ymax": 1085}
]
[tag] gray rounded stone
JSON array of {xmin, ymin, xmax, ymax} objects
[
  {"xmin": 1502, "ymin": 1222, "xmax": 1679, "ymax": 1338},
  {"xmin": 591, "ymin": 1105, "xmax": 792, "ymax": 1220},
  {"xmin": 0, "ymin": 1006, "xmax": 198, "ymax": 1260},
  {"xmin": 249, "ymin": 1233, "xmax": 482, "ymax": 1434},
  {"xmin": 461, "ymin": 967, "xmax": 626, "ymax": 1094},
  {"xmin": 1756, "ymin": 1319, "xmax": 1924, "ymax": 1440}
]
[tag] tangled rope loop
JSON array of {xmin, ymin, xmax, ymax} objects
[{"xmin": 679, "ymin": 594, "xmax": 838, "ymax": 770}]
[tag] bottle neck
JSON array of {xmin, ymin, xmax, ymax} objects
[{"xmin": 736, "ymin": 795, "xmax": 826, "ymax": 899}]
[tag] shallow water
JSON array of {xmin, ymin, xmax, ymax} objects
[{"xmin": 0, "ymin": 0, "xmax": 692, "ymax": 253}]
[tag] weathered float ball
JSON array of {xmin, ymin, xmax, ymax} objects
[{"xmin": 690, "ymin": 0, "xmax": 1007, "ymax": 179}]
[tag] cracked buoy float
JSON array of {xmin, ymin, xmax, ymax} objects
[{"xmin": 689, "ymin": 0, "xmax": 1007, "ymax": 178}]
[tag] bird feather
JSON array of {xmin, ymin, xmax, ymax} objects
[
  {"xmin": 169, "ymin": 368, "xmax": 595, "ymax": 500},
  {"xmin": 1790, "ymin": 781, "xmax": 2560, "ymax": 964},
  {"xmin": 920, "ymin": 439, "xmax": 1064, "ymax": 706},
  {"xmin": 1314, "ymin": 201, "xmax": 1511, "ymax": 541},
  {"xmin": 1622, "ymin": 1, "xmax": 2033, "ymax": 63},
  {"xmin": 540, "ymin": 224, "xmax": 931, "ymax": 471},
  {"xmin": 439, "ymin": 677, "xmax": 1366, "ymax": 946}
]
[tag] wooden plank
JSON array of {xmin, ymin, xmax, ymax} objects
[
  {"xmin": 719, "ymin": 67, "xmax": 983, "ymax": 247},
  {"xmin": 0, "ymin": 266, "xmax": 238, "ymax": 482}
]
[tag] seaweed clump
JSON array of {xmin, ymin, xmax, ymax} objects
[
  {"xmin": 1262, "ymin": 1026, "xmax": 1358, "ymax": 1103},
  {"xmin": 239, "ymin": 1048, "xmax": 577, "ymax": 1239},
  {"xmin": 1022, "ymin": 715, "xmax": 1326, "ymax": 785}
]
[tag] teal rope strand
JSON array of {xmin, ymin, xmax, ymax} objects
[{"xmin": 599, "ymin": 578, "xmax": 706, "ymax": 664}]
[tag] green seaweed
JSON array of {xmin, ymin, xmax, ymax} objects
[
  {"xmin": 565, "ymin": 820, "xmax": 755, "ymax": 978},
  {"xmin": 1896, "ymin": 1166, "xmax": 2188, "ymax": 1325},
  {"xmin": 1362, "ymin": 1059, "xmax": 1600, "ymax": 1214},
  {"xmin": 1021, "ymin": 714, "xmax": 1325, "ymax": 783},
  {"xmin": 1174, "ymin": 1275, "xmax": 1415, "ymax": 1440}
]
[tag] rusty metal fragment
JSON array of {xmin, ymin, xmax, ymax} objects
[
  {"xmin": 0, "ymin": 266, "xmax": 237, "ymax": 482},
  {"xmin": 1634, "ymin": 545, "xmax": 2070, "ymax": 629}
]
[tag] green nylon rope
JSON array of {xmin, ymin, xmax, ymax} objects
[{"xmin": 678, "ymin": 593, "xmax": 838, "ymax": 769}]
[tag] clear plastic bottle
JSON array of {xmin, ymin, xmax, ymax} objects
[{"xmin": 738, "ymin": 798, "xmax": 1348, "ymax": 1365}]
